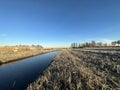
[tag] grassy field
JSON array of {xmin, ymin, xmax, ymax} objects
[
  {"xmin": 0, "ymin": 46, "xmax": 55, "ymax": 64},
  {"xmin": 27, "ymin": 49, "xmax": 120, "ymax": 90}
]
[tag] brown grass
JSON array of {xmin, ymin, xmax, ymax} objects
[
  {"xmin": 27, "ymin": 49, "xmax": 120, "ymax": 90},
  {"xmin": 0, "ymin": 46, "xmax": 55, "ymax": 64}
]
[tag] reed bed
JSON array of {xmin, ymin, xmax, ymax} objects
[{"xmin": 27, "ymin": 49, "xmax": 120, "ymax": 90}]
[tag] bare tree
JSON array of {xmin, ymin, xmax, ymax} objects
[
  {"xmin": 91, "ymin": 41, "xmax": 96, "ymax": 47},
  {"xmin": 97, "ymin": 42, "xmax": 102, "ymax": 47},
  {"xmin": 117, "ymin": 40, "xmax": 120, "ymax": 46},
  {"xmin": 111, "ymin": 42, "xmax": 116, "ymax": 46}
]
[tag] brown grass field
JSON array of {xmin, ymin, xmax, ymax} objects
[
  {"xmin": 27, "ymin": 49, "xmax": 120, "ymax": 90},
  {"xmin": 0, "ymin": 46, "xmax": 55, "ymax": 64}
]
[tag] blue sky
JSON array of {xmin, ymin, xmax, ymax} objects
[{"xmin": 0, "ymin": 0, "xmax": 120, "ymax": 47}]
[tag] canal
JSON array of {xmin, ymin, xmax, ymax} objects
[{"xmin": 0, "ymin": 51, "xmax": 59, "ymax": 90}]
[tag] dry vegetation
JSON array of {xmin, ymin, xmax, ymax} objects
[
  {"xmin": 27, "ymin": 49, "xmax": 120, "ymax": 90},
  {"xmin": 0, "ymin": 46, "xmax": 55, "ymax": 64}
]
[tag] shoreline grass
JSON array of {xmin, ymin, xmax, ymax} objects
[{"xmin": 0, "ymin": 46, "xmax": 56, "ymax": 65}]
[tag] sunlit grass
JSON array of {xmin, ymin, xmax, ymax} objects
[
  {"xmin": 27, "ymin": 49, "xmax": 120, "ymax": 90},
  {"xmin": 0, "ymin": 46, "xmax": 55, "ymax": 64}
]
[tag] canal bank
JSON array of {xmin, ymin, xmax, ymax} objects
[
  {"xmin": 27, "ymin": 49, "xmax": 120, "ymax": 90},
  {"xmin": 0, "ymin": 47, "xmax": 56, "ymax": 65}
]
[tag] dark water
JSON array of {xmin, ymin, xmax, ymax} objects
[{"xmin": 0, "ymin": 51, "xmax": 59, "ymax": 90}]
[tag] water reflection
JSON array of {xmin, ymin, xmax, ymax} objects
[{"xmin": 0, "ymin": 51, "xmax": 59, "ymax": 90}]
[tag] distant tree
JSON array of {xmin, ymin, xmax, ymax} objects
[
  {"xmin": 111, "ymin": 41, "xmax": 116, "ymax": 46},
  {"xmin": 38, "ymin": 45, "xmax": 43, "ymax": 48},
  {"xmin": 37, "ymin": 45, "xmax": 40, "ymax": 48},
  {"xmin": 23, "ymin": 45, "xmax": 26, "ymax": 47},
  {"xmin": 104, "ymin": 43, "xmax": 107, "ymax": 47},
  {"xmin": 32, "ymin": 44, "xmax": 35, "ymax": 47},
  {"xmin": 72, "ymin": 43, "xmax": 75, "ymax": 48},
  {"xmin": 97, "ymin": 42, "xmax": 102, "ymax": 47},
  {"xmin": 26, "ymin": 45, "xmax": 29, "ymax": 47},
  {"xmin": 75, "ymin": 43, "xmax": 78, "ymax": 48},
  {"xmin": 82, "ymin": 43, "xmax": 86, "ymax": 47},
  {"xmin": 111, "ymin": 41, "xmax": 120, "ymax": 46},
  {"xmin": 71, "ymin": 43, "xmax": 76, "ymax": 48},
  {"xmin": 71, "ymin": 43, "xmax": 73, "ymax": 48},
  {"xmin": 85, "ymin": 42, "xmax": 89, "ymax": 47},
  {"xmin": 78, "ymin": 43, "xmax": 81, "ymax": 48},
  {"xmin": 91, "ymin": 41, "xmax": 96, "ymax": 47},
  {"xmin": 117, "ymin": 40, "xmax": 120, "ymax": 46}
]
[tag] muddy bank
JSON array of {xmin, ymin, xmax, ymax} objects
[{"xmin": 27, "ymin": 49, "xmax": 120, "ymax": 90}]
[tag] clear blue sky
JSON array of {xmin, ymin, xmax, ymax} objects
[{"xmin": 0, "ymin": 0, "xmax": 120, "ymax": 47}]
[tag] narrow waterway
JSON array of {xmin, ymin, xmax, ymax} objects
[{"xmin": 0, "ymin": 51, "xmax": 59, "ymax": 90}]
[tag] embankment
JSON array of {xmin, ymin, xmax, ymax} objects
[{"xmin": 0, "ymin": 46, "xmax": 56, "ymax": 64}]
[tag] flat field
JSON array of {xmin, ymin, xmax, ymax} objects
[{"xmin": 28, "ymin": 49, "xmax": 120, "ymax": 90}]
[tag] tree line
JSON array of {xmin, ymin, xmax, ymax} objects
[
  {"xmin": 71, "ymin": 40, "xmax": 120, "ymax": 48},
  {"xmin": 111, "ymin": 40, "xmax": 120, "ymax": 46},
  {"xmin": 16, "ymin": 44, "xmax": 43, "ymax": 48}
]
